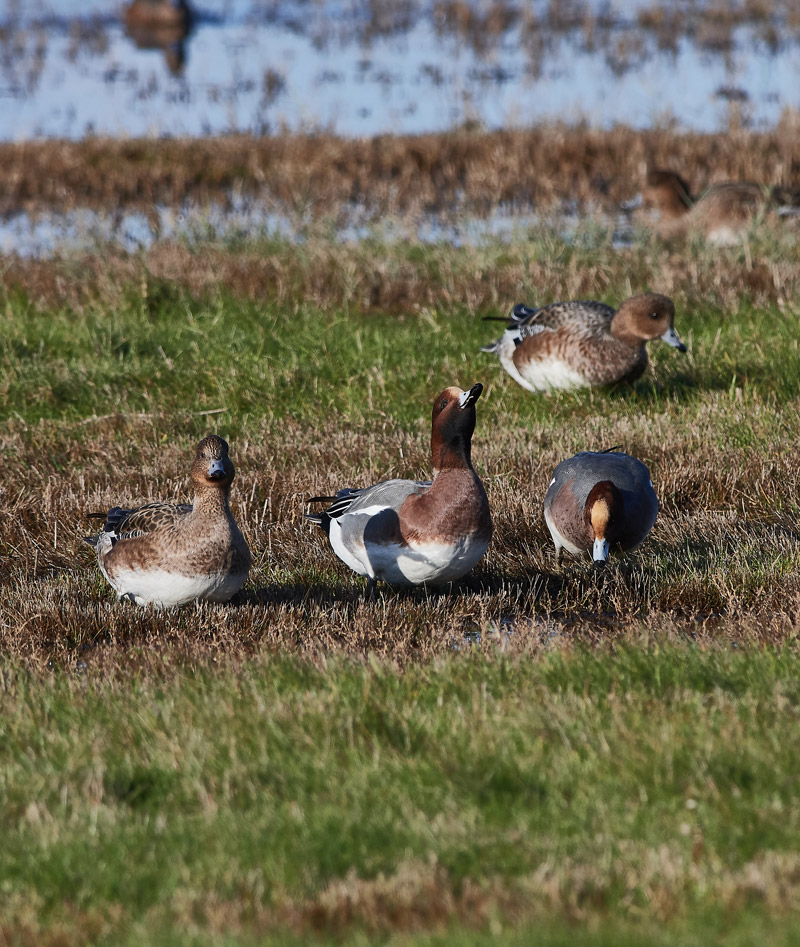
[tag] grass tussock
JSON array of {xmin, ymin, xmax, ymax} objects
[{"xmin": 3, "ymin": 217, "xmax": 800, "ymax": 316}]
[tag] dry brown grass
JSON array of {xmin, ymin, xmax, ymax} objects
[
  {"xmin": 1, "ymin": 124, "xmax": 799, "ymax": 220},
  {"xmin": 2, "ymin": 389, "xmax": 799, "ymax": 674},
  {"xmin": 3, "ymin": 220, "xmax": 799, "ymax": 317}
]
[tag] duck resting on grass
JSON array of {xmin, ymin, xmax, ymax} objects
[
  {"xmin": 543, "ymin": 448, "xmax": 658, "ymax": 566},
  {"xmin": 481, "ymin": 292, "xmax": 686, "ymax": 393},
  {"xmin": 306, "ymin": 384, "xmax": 493, "ymax": 590},
  {"xmin": 85, "ymin": 435, "xmax": 251, "ymax": 606},
  {"xmin": 637, "ymin": 168, "xmax": 800, "ymax": 245}
]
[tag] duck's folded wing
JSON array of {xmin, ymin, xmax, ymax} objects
[
  {"xmin": 341, "ymin": 480, "xmax": 430, "ymax": 517},
  {"xmin": 90, "ymin": 502, "xmax": 193, "ymax": 537}
]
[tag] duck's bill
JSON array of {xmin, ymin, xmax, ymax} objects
[
  {"xmin": 459, "ymin": 383, "xmax": 484, "ymax": 407},
  {"xmin": 592, "ymin": 537, "xmax": 610, "ymax": 564},
  {"xmin": 207, "ymin": 459, "xmax": 227, "ymax": 479},
  {"xmin": 661, "ymin": 327, "xmax": 688, "ymax": 352}
]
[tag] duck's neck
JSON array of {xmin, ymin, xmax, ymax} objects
[
  {"xmin": 193, "ymin": 486, "xmax": 231, "ymax": 514},
  {"xmin": 432, "ymin": 435, "xmax": 473, "ymax": 477},
  {"xmin": 608, "ymin": 315, "xmax": 644, "ymax": 349}
]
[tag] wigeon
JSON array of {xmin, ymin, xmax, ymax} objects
[
  {"xmin": 85, "ymin": 435, "xmax": 251, "ymax": 606},
  {"xmin": 481, "ymin": 292, "xmax": 686, "ymax": 393},
  {"xmin": 124, "ymin": 0, "xmax": 191, "ymax": 31},
  {"xmin": 306, "ymin": 384, "xmax": 492, "ymax": 588},
  {"xmin": 124, "ymin": 0, "xmax": 192, "ymax": 73},
  {"xmin": 639, "ymin": 168, "xmax": 798, "ymax": 245},
  {"xmin": 543, "ymin": 449, "xmax": 658, "ymax": 565}
]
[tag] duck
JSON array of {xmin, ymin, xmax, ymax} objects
[
  {"xmin": 543, "ymin": 448, "xmax": 658, "ymax": 565},
  {"xmin": 305, "ymin": 384, "xmax": 492, "ymax": 589},
  {"xmin": 124, "ymin": 0, "xmax": 191, "ymax": 31},
  {"xmin": 124, "ymin": 0, "xmax": 193, "ymax": 74},
  {"xmin": 481, "ymin": 292, "xmax": 686, "ymax": 393},
  {"xmin": 639, "ymin": 168, "xmax": 798, "ymax": 245},
  {"xmin": 85, "ymin": 435, "xmax": 251, "ymax": 606}
]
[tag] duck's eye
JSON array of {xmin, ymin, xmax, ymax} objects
[
  {"xmin": 649, "ymin": 311, "xmax": 660, "ymax": 320},
  {"xmin": 439, "ymin": 398, "xmax": 449, "ymax": 411}
]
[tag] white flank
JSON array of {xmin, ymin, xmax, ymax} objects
[
  {"xmin": 98, "ymin": 548, "xmax": 246, "ymax": 606},
  {"xmin": 369, "ymin": 534, "xmax": 490, "ymax": 586},
  {"xmin": 328, "ymin": 516, "xmax": 375, "ymax": 577},
  {"xmin": 706, "ymin": 224, "xmax": 742, "ymax": 247},
  {"xmin": 494, "ymin": 333, "xmax": 586, "ymax": 392},
  {"xmin": 328, "ymin": 516, "xmax": 489, "ymax": 585},
  {"xmin": 514, "ymin": 357, "xmax": 587, "ymax": 393}
]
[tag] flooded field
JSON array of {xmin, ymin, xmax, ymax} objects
[
  {"xmin": 1, "ymin": 1, "xmax": 799, "ymax": 255},
  {"xmin": 1, "ymin": 0, "xmax": 800, "ymax": 141}
]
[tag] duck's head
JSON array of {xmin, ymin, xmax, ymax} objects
[
  {"xmin": 613, "ymin": 292, "xmax": 687, "ymax": 351},
  {"xmin": 191, "ymin": 434, "xmax": 235, "ymax": 488},
  {"xmin": 431, "ymin": 383, "xmax": 483, "ymax": 471}
]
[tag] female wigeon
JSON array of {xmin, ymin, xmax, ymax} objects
[
  {"xmin": 640, "ymin": 168, "xmax": 796, "ymax": 245},
  {"xmin": 306, "ymin": 384, "xmax": 492, "ymax": 588},
  {"xmin": 543, "ymin": 449, "xmax": 658, "ymax": 565},
  {"xmin": 481, "ymin": 292, "xmax": 686, "ymax": 393},
  {"xmin": 85, "ymin": 435, "xmax": 251, "ymax": 606}
]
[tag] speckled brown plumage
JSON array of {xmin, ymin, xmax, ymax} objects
[
  {"xmin": 482, "ymin": 293, "xmax": 685, "ymax": 393},
  {"xmin": 640, "ymin": 168, "xmax": 793, "ymax": 244},
  {"xmin": 86, "ymin": 435, "xmax": 251, "ymax": 606}
]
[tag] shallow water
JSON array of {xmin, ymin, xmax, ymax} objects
[
  {"xmin": 1, "ymin": 0, "xmax": 798, "ymax": 141},
  {"xmin": 0, "ymin": 195, "xmax": 635, "ymax": 257}
]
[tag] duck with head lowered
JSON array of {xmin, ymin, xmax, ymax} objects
[
  {"xmin": 482, "ymin": 292, "xmax": 686, "ymax": 393},
  {"xmin": 543, "ymin": 448, "xmax": 658, "ymax": 566}
]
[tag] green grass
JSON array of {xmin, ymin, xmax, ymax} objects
[
  {"xmin": 3, "ymin": 232, "xmax": 800, "ymax": 434},
  {"xmin": 3, "ymin": 646, "xmax": 800, "ymax": 944}
]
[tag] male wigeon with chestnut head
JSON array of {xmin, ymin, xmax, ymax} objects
[
  {"xmin": 543, "ymin": 449, "xmax": 658, "ymax": 566},
  {"xmin": 306, "ymin": 384, "xmax": 492, "ymax": 589},
  {"xmin": 482, "ymin": 292, "xmax": 686, "ymax": 393},
  {"xmin": 85, "ymin": 435, "xmax": 251, "ymax": 606}
]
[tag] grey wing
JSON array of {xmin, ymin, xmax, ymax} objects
[
  {"xmin": 342, "ymin": 479, "xmax": 430, "ymax": 516},
  {"xmin": 334, "ymin": 479, "xmax": 430, "ymax": 550},
  {"xmin": 556, "ymin": 451, "xmax": 653, "ymax": 501},
  {"xmin": 305, "ymin": 481, "xmax": 429, "ymax": 532}
]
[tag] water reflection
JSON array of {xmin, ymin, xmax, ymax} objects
[
  {"xmin": 0, "ymin": 1, "xmax": 798, "ymax": 139},
  {"xmin": 123, "ymin": 0, "xmax": 193, "ymax": 75}
]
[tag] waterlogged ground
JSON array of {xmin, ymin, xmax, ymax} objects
[{"xmin": 1, "ymin": 0, "xmax": 799, "ymax": 141}]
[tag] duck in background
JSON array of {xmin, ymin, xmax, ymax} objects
[
  {"xmin": 124, "ymin": 0, "xmax": 193, "ymax": 75},
  {"xmin": 635, "ymin": 167, "xmax": 800, "ymax": 245},
  {"xmin": 543, "ymin": 448, "xmax": 658, "ymax": 566},
  {"xmin": 481, "ymin": 292, "xmax": 686, "ymax": 393}
]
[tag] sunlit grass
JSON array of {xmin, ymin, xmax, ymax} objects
[{"xmin": 2, "ymin": 218, "xmax": 800, "ymax": 945}]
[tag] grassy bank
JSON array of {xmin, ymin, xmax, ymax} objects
[{"xmin": 1, "ymin": 211, "xmax": 800, "ymax": 943}]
